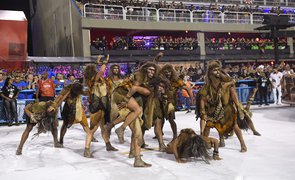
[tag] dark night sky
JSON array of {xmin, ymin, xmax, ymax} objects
[{"xmin": 1, "ymin": 0, "xmax": 32, "ymax": 55}]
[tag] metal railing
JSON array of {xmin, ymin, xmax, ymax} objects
[
  {"xmin": 125, "ymin": 6, "xmax": 157, "ymax": 22},
  {"xmin": 224, "ymin": 11, "xmax": 251, "ymax": 24},
  {"xmin": 158, "ymin": 8, "xmax": 191, "ymax": 22},
  {"xmin": 83, "ymin": 3, "xmax": 295, "ymax": 25},
  {"xmin": 84, "ymin": 4, "xmax": 124, "ymax": 20},
  {"xmin": 192, "ymin": 10, "xmax": 222, "ymax": 23}
]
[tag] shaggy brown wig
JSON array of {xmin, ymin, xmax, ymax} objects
[
  {"xmin": 70, "ymin": 82, "xmax": 83, "ymax": 98},
  {"xmin": 109, "ymin": 64, "xmax": 124, "ymax": 79},
  {"xmin": 159, "ymin": 64, "xmax": 178, "ymax": 82},
  {"xmin": 84, "ymin": 64, "xmax": 97, "ymax": 83}
]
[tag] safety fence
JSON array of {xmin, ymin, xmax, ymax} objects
[{"xmin": 0, "ymin": 80, "xmax": 274, "ymax": 124}]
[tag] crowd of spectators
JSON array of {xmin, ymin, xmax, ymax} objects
[
  {"xmin": 77, "ymin": 0, "xmax": 295, "ymax": 15},
  {"xmin": 206, "ymin": 37, "xmax": 288, "ymax": 51},
  {"xmin": 92, "ymin": 35, "xmax": 289, "ymax": 52},
  {"xmin": 93, "ymin": 36, "xmax": 199, "ymax": 51}
]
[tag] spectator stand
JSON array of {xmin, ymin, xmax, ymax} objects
[{"xmin": 82, "ymin": 2, "xmax": 295, "ymax": 24}]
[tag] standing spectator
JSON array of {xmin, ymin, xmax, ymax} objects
[
  {"xmin": 181, "ymin": 74, "xmax": 193, "ymax": 113},
  {"xmin": 36, "ymin": 72, "xmax": 55, "ymax": 102},
  {"xmin": 282, "ymin": 64, "xmax": 294, "ymax": 75},
  {"xmin": 0, "ymin": 77, "xmax": 19, "ymax": 126},
  {"xmin": 256, "ymin": 66, "xmax": 270, "ymax": 106},
  {"xmin": 194, "ymin": 68, "xmax": 204, "ymax": 82},
  {"xmin": 269, "ymin": 68, "xmax": 283, "ymax": 105},
  {"xmin": 229, "ymin": 65, "xmax": 240, "ymax": 80}
]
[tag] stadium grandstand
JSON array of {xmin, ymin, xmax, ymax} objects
[{"xmin": 1, "ymin": 1, "xmax": 295, "ymax": 179}]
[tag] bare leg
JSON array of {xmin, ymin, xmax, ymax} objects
[
  {"xmin": 219, "ymin": 133, "xmax": 225, "ymax": 147},
  {"xmin": 90, "ymin": 113, "xmax": 99, "ymax": 142},
  {"xmin": 51, "ymin": 122, "xmax": 63, "ymax": 148},
  {"xmin": 115, "ymin": 97, "xmax": 142, "ymax": 144},
  {"xmin": 154, "ymin": 118, "xmax": 166, "ymax": 151},
  {"xmin": 16, "ymin": 124, "xmax": 34, "ymax": 155},
  {"xmin": 100, "ymin": 118, "xmax": 118, "ymax": 151},
  {"xmin": 129, "ymin": 119, "xmax": 151, "ymax": 167},
  {"xmin": 168, "ymin": 117, "xmax": 177, "ymax": 140},
  {"xmin": 59, "ymin": 121, "xmax": 68, "ymax": 145},
  {"xmin": 82, "ymin": 124, "xmax": 94, "ymax": 158},
  {"xmin": 233, "ymin": 123, "xmax": 247, "ymax": 152},
  {"xmin": 246, "ymin": 118, "xmax": 261, "ymax": 136},
  {"xmin": 230, "ymin": 87, "xmax": 245, "ymax": 120},
  {"xmin": 211, "ymin": 138, "xmax": 222, "ymax": 160}
]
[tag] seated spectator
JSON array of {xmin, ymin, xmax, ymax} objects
[
  {"xmin": 54, "ymin": 73, "xmax": 65, "ymax": 88},
  {"xmin": 66, "ymin": 74, "xmax": 76, "ymax": 85},
  {"xmin": 25, "ymin": 74, "xmax": 35, "ymax": 90}
]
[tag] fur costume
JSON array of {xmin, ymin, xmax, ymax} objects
[
  {"xmin": 60, "ymin": 82, "xmax": 88, "ymax": 127},
  {"xmin": 166, "ymin": 128, "xmax": 211, "ymax": 163},
  {"xmin": 159, "ymin": 64, "xmax": 185, "ymax": 120},
  {"xmin": 196, "ymin": 61, "xmax": 248, "ymax": 135},
  {"xmin": 26, "ymin": 101, "xmax": 58, "ymax": 136},
  {"xmin": 112, "ymin": 62, "xmax": 159, "ymax": 129}
]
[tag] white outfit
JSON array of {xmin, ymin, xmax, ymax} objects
[{"xmin": 269, "ymin": 71, "xmax": 283, "ymax": 104}]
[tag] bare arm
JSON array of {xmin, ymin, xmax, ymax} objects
[
  {"xmin": 53, "ymin": 90, "xmax": 71, "ymax": 108},
  {"xmin": 152, "ymin": 52, "xmax": 163, "ymax": 63},
  {"xmin": 200, "ymin": 96, "xmax": 207, "ymax": 135},
  {"xmin": 95, "ymin": 55, "xmax": 109, "ymax": 81}
]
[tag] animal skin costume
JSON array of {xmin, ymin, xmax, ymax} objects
[
  {"xmin": 105, "ymin": 64, "xmax": 125, "ymax": 122},
  {"xmin": 60, "ymin": 83, "xmax": 88, "ymax": 128},
  {"xmin": 84, "ymin": 56, "xmax": 118, "ymax": 151},
  {"xmin": 159, "ymin": 64, "xmax": 185, "ymax": 120},
  {"xmin": 196, "ymin": 60, "xmax": 248, "ymax": 152},
  {"xmin": 16, "ymin": 101, "xmax": 61, "ymax": 155}
]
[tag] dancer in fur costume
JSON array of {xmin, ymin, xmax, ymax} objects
[
  {"xmin": 84, "ymin": 55, "xmax": 118, "ymax": 151},
  {"xmin": 196, "ymin": 60, "xmax": 248, "ymax": 152},
  {"xmin": 104, "ymin": 61, "xmax": 162, "ymax": 167},
  {"xmin": 158, "ymin": 64, "xmax": 194, "ymax": 141},
  {"xmin": 57, "ymin": 82, "xmax": 96, "ymax": 158},
  {"xmin": 166, "ymin": 128, "xmax": 221, "ymax": 163},
  {"xmin": 16, "ymin": 100, "xmax": 62, "ymax": 155}
]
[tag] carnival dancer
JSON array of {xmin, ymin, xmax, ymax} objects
[
  {"xmin": 158, "ymin": 64, "xmax": 193, "ymax": 141},
  {"xmin": 16, "ymin": 100, "xmax": 62, "ymax": 155},
  {"xmin": 166, "ymin": 128, "xmax": 221, "ymax": 163},
  {"xmin": 105, "ymin": 62, "xmax": 162, "ymax": 167},
  {"xmin": 196, "ymin": 60, "xmax": 248, "ymax": 152},
  {"xmin": 57, "ymin": 81, "xmax": 95, "ymax": 157},
  {"xmin": 84, "ymin": 55, "xmax": 117, "ymax": 151}
]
